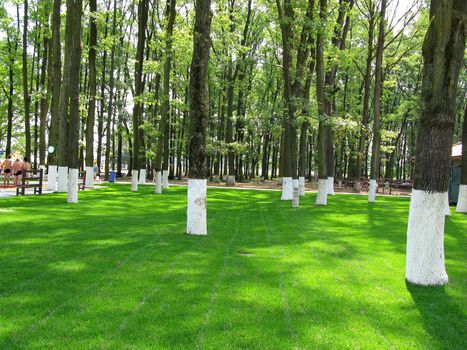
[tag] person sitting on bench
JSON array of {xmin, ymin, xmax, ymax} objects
[
  {"xmin": 12, "ymin": 158, "xmax": 23, "ymax": 186},
  {"xmin": 2, "ymin": 155, "xmax": 13, "ymax": 187},
  {"xmin": 22, "ymin": 157, "xmax": 31, "ymax": 185}
]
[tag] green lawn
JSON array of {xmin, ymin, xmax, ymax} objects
[{"xmin": 0, "ymin": 184, "xmax": 465, "ymax": 349}]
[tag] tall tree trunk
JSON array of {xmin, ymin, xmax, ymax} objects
[
  {"xmin": 105, "ymin": 0, "xmax": 118, "ymax": 181},
  {"xmin": 39, "ymin": 11, "xmax": 50, "ymax": 168},
  {"xmin": 155, "ymin": 0, "xmax": 176, "ymax": 192},
  {"xmin": 64, "ymin": 0, "xmax": 84, "ymax": 202},
  {"xmin": 46, "ymin": 0, "xmax": 62, "ymax": 191},
  {"xmin": 406, "ymin": 0, "xmax": 466, "ymax": 286},
  {"xmin": 187, "ymin": 0, "xmax": 212, "ymax": 235},
  {"xmin": 97, "ymin": 6, "xmax": 110, "ymax": 178},
  {"xmin": 456, "ymin": 105, "xmax": 467, "ymax": 212},
  {"xmin": 6, "ymin": 34, "xmax": 16, "ymax": 158},
  {"xmin": 368, "ymin": 0, "xmax": 386, "ymax": 202},
  {"xmin": 131, "ymin": 0, "xmax": 148, "ymax": 191},
  {"xmin": 22, "ymin": 0, "xmax": 31, "ymax": 160},
  {"xmin": 355, "ymin": 6, "xmax": 375, "ymax": 191},
  {"xmin": 315, "ymin": 0, "xmax": 328, "ymax": 205},
  {"xmin": 85, "ymin": 0, "xmax": 98, "ymax": 187}
]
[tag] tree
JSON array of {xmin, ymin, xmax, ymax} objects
[
  {"xmin": 104, "ymin": 0, "xmax": 118, "ymax": 181},
  {"xmin": 368, "ymin": 0, "xmax": 387, "ymax": 202},
  {"xmin": 315, "ymin": 0, "xmax": 329, "ymax": 205},
  {"xmin": 354, "ymin": 0, "xmax": 376, "ymax": 191},
  {"xmin": 131, "ymin": 0, "xmax": 148, "ymax": 191},
  {"xmin": 85, "ymin": 0, "xmax": 98, "ymax": 188},
  {"xmin": 154, "ymin": 0, "xmax": 176, "ymax": 193},
  {"xmin": 456, "ymin": 105, "xmax": 467, "ymax": 212},
  {"xmin": 64, "ymin": 0, "xmax": 84, "ymax": 203},
  {"xmin": 187, "ymin": 0, "xmax": 213, "ymax": 235},
  {"xmin": 22, "ymin": 0, "xmax": 31, "ymax": 161},
  {"xmin": 406, "ymin": 0, "xmax": 466, "ymax": 286}
]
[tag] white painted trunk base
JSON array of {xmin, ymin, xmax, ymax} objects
[
  {"xmin": 315, "ymin": 179, "xmax": 328, "ymax": 205},
  {"xmin": 154, "ymin": 171, "xmax": 162, "ymax": 194},
  {"xmin": 67, "ymin": 168, "xmax": 79, "ymax": 203},
  {"xmin": 327, "ymin": 176, "xmax": 335, "ymax": 195},
  {"xmin": 406, "ymin": 190, "xmax": 448, "ymax": 286},
  {"xmin": 131, "ymin": 171, "xmax": 139, "ymax": 192},
  {"xmin": 85, "ymin": 166, "xmax": 94, "ymax": 188},
  {"xmin": 292, "ymin": 179, "xmax": 299, "ymax": 208},
  {"xmin": 212, "ymin": 175, "xmax": 220, "ymax": 183},
  {"xmin": 299, "ymin": 176, "xmax": 305, "ymax": 196},
  {"xmin": 162, "ymin": 170, "xmax": 169, "ymax": 189},
  {"xmin": 226, "ymin": 175, "xmax": 236, "ymax": 186},
  {"xmin": 187, "ymin": 179, "xmax": 207, "ymax": 235},
  {"xmin": 138, "ymin": 169, "xmax": 147, "ymax": 184},
  {"xmin": 277, "ymin": 177, "xmax": 283, "ymax": 186},
  {"xmin": 47, "ymin": 165, "xmax": 58, "ymax": 192},
  {"xmin": 281, "ymin": 177, "xmax": 293, "ymax": 200},
  {"xmin": 455, "ymin": 184, "xmax": 467, "ymax": 213},
  {"xmin": 368, "ymin": 179, "xmax": 377, "ymax": 203},
  {"xmin": 57, "ymin": 166, "xmax": 68, "ymax": 193},
  {"xmin": 445, "ymin": 192, "xmax": 451, "ymax": 216}
]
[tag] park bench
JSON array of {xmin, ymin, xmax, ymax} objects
[
  {"xmin": 16, "ymin": 169, "xmax": 43, "ymax": 196},
  {"xmin": 78, "ymin": 170, "xmax": 87, "ymax": 191}
]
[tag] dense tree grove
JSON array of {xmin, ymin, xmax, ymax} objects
[{"xmin": 0, "ymin": 0, "xmax": 465, "ymax": 189}]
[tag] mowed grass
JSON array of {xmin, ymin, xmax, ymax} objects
[{"xmin": 0, "ymin": 184, "xmax": 465, "ymax": 350}]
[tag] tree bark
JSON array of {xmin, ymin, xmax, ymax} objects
[
  {"xmin": 131, "ymin": 0, "xmax": 149, "ymax": 187},
  {"xmin": 155, "ymin": 0, "xmax": 176, "ymax": 177},
  {"xmin": 105, "ymin": 0, "xmax": 118, "ymax": 180},
  {"xmin": 368, "ymin": 0, "xmax": 387, "ymax": 202},
  {"xmin": 22, "ymin": 0, "xmax": 31, "ymax": 160},
  {"xmin": 406, "ymin": 0, "xmax": 466, "ymax": 286},
  {"xmin": 85, "ymin": 0, "xmax": 98, "ymax": 180},
  {"xmin": 47, "ymin": 0, "xmax": 61, "ymax": 167},
  {"xmin": 355, "ymin": 6, "xmax": 375, "ymax": 189},
  {"xmin": 188, "ymin": 0, "xmax": 212, "ymax": 179}
]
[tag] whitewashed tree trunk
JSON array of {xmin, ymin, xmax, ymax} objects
[
  {"xmin": 162, "ymin": 169, "xmax": 169, "ymax": 188},
  {"xmin": 85, "ymin": 166, "xmax": 94, "ymax": 188},
  {"xmin": 131, "ymin": 171, "xmax": 139, "ymax": 192},
  {"xmin": 368, "ymin": 179, "xmax": 377, "ymax": 203},
  {"xmin": 292, "ymin": 179, "xmax": 299, "ymax": 208},
  {"xmin": 154, "ymin": 171, "xmax": 162, "ymax": 194},
  {"xmin": 299, "ymin": 176, "xmax": 305, "ymax": 196},
  {"xmin": 455, "ymin": 184, "xmax": 467, "ymax": 213},
  {"xmin": 277, "ymin": 177, "xmax": 282, "ymax": 186},
  {"xmin": 212, "ymin": 174, "xmax": 220, "ymax": 183},
  {"xmin": 315, "ymin": 178, "xmax": 327, "ymax": 205},
  {"xmin": 406, "ymin": 190, "xmax": 448, "ymax": 286},
  {"xmin": 187, "ymin": 178, "xmax": 207, "ymax": 235},
  {"xmin": 445, "ymin": 192, "xmax": 451, "ymax": 216},
  {"xmin": 47, "ymin": 165, "xmax": 58, "ymax": 191},
  {"xmin": 57, "ymin": 166, "xmax": 68, "ymax": 192},
  {"xmin": 138, "ymin": 169, "xmax": 147, "ymax": 184},
  {"xmin": 226, "ymin": 175, "xmax": 235, "ymax": 186},
  {"xmin": 67, "ymin": 168, "xmax": 79, "ymax": 203},
  {"xmin": 327, "ymin": 176, "xmax": 335, "ymax": 195},
  {"xmin": 281, "ymin": 177, "xmax": 293, "ymax": 200}
]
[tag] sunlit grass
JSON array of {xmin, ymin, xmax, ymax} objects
[{"xmin": 0, "ymin": 184, "xmax": 465, "ymax": 349}]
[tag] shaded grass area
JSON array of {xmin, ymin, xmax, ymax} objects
[{"xmin": 0, "ymin": 184, "xmax": 465, "ymax": 349}]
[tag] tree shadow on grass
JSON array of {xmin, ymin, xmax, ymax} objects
[{"xmin": 406, "ymin": 281, "xmax": 467, "ymax": 350}]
